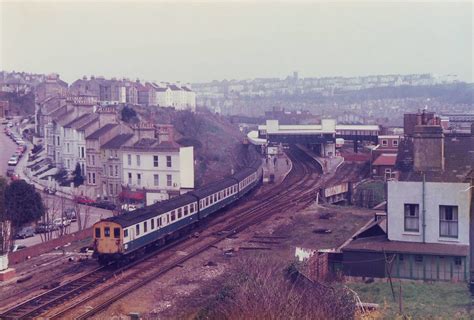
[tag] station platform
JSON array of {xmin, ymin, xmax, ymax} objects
[
  {"xmin": 295, "ymin": 144, "xmax": 343, "ymax": 174},
  {"xmin": 262, "ymin": 152, "xmax": 291, "ymax": 185}
]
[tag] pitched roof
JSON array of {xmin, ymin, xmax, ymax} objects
[
  {"xmin": 156, "ymin": 87, "xmax": 169, "ymax": 92},
  {"xmin": 372, "ymin": 153, "xmax": 397, "ymax": 166},
  {"xmin": 86, "ymin": 123, "xmax": 118, "ymax": 139},
  {"xmin": 63, "ymin": 113, "xmax": 90, "ymax": 128},
  {"xmin": 168, "ymin": 84, "xmax": 181, "ymax": 91},
  {"xmin": 122, "ymin": 138, "xmax": 180, "ymax": 152},
  {"xmin": 101, "ymin": 133, "xmax": 134, "ymax": 149},
  {"xmin": 342, "ymin": 235, "xmax": 469, "ymax": 257}
]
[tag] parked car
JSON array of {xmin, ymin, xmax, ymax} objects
[
  {"xmin": 64, "ymin": 208, "xmax": 77, "ymax": 222},
  {"xmin": 44, "ymin": 187, "xmax": 57, "ymax": 195},
  {"xmin": 121, "ymin": 204, "xmax": 137, "ymax": 212},
  {"xmin": 35, "ymin": 222, "xmax": 58, "ymax": 233},
  {"xmin": 7, "ymin": 154, "xmax": 19, "ymax": 166},
  {"xmin": 10, "ymin": 244, "xmax": 27, "ymax": 252},
  {"xmin": 7, "ymin": 122, "xmax": 13, "ymax": 127},
  {"xmin": 53, "ymin": 217, "xmax": 71, "ymax": 228},
  {"xmin": 15, "ymin": 139, "xmax": 24, "ymax": 146},
  {"xmin": 15, "ymin": 226, "xmax": 35, "ymax": 239},
  {"xmin": 74, "ymin": 195, "xmax": 95, "ymax": 205},
  {"xmin": 1, "ymin": 119, "xmax": 8, "ymax": 125},
  {"xmin": 94, "ymin": 200, "xmax": 116, "ymax": 210}
]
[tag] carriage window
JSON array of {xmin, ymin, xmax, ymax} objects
[
  {"xmin": 157, "ymin": 217, "xmax": 162, "ymax": 227},
  {"xmin": 95, "ymin": 228, "xmax": 101, "ymax": 238},
  {"xmin": 171, "ymin": 211, "xmax": 176, "ymax": 221},
  {"xmin": 136, "ymin": 224, "xmax": 140, "ymax": 235},
  {"xmin": 151, "ymin": 219, "xmax": 155, "ymax": 230},
  {"xmin": 144, "ymin": 221, "xmax": 148, "ymax": 232},
  {"xmin": 184, "ymin": 206, "xmax": 188, "ymax": 216},
  {"xmin": 178, "ymin": 208, "xmax": 182, "ymax": 218},
  {"xmin": 206, "ymin": 198, "xmax": 209, "ymax": 206},
  {"xmin": 104, "ymin": 227, "xmax": 110, "ymax": 237},
  {"xmin": 124, "ymin": 229, "xmax": 128, "ymax": 238},
  {"xmin": 114, "ymin": 228, "xmax": 120, "ymax": 238},
  {"xmin": 167, "ymin": 215, "xmax": 170, "ymax": 224}
]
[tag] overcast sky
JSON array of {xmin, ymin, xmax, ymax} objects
[{"xmin": 0, "ymin": 1, "xmax": 472, "ymax": 84}]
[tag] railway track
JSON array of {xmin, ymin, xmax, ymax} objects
[{"xmin": 0, "ymin": 146, "xmax": 324, "ymax": 319}]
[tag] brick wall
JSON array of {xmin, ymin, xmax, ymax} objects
[{"xmin": 9, "ymin": 227, "xmax": 92, "ymax": 265}]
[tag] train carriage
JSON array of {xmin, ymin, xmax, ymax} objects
[
  {"xmin": 233, "ymin": 167, "xmax": 260, "ymax": 196},
  {"xmin": 94, "ymin": 151, "xmax": 264, "ymax": 264},
  {"xmin": 191, "ymin": 177, "xmax": 239, "ymax": 219},
  {"xmin": 94, "ymin": 194, "xmax": 198, "ymax": 263}
]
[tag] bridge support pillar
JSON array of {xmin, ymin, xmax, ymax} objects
[{"xmin": 353, "ymin": 139, "xmax": 358, "ymax": 153}]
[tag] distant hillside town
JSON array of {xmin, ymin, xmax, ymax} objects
[{"xmin": 0, "ymin": 71, "xmax": 196, "ymax": 112}]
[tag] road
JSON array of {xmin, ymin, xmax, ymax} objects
[
  {"xmin": 0, "ymin": 122, "xmax": 20, "ymax": 176},
  {"xmin": 0, "ymin": 121, "xmax": 114, "ymax": 248},
  {"xmin": 16, "ymin": 194, "xmax": 113, "ymax": 247}
]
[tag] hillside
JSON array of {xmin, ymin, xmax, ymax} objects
[{"xmin": 134, "ymin": 106, "xmax": 249, "ymax": 187}]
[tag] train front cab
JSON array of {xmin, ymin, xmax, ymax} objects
[{"xmin": 93, "ymin": 221, "xmax": 124, "ymax": 264}]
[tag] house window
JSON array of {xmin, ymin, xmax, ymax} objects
[
  {"xmin": 128, "ymin": 172, "xmax": 132, "ymax": 185},
  {"xmin": 92, "ymin": 155, "xmax": 95, "ymax": 165},
  {"xmin": 153, "ymin": 155, "xmax": 159, "ymax": 167},
  {"xmin": 81, "ymin": 147, "xmax": 85, "ymax": 159},
  {"xmin": 167, "ymin": 174, "xmax": 172, "ymax": 187},
  {"xmin": 109, "ymin": 183, "xmax": 113, "ymax": 195},
  {"xmin": 115, "ymin": 165, "xmax": 118, "ymax": 177},
  {"xmin": 381, "ymin": 139, "xmax": 388, "ymax": 147},
  {"xmin": 136, "ymin": 155, "xmax": 141, "ymax": 167},
  {"xmin": 154, "ymin": 174, "xmax": 159, "ymax": 186},
  {"xmin": 127, "ymin": 154, "xmax": 131, "ymax": 166},
  {"xmin": 455, "ymin": 257, "xmax": 462, "ymax": 266},
  {"xmin": 166, "ymin": 155, "xmax": 172, "ymax": 167},
  {"xmin": 404, "ymin": 203, "xmax": 419, "ymax": 232},
  {"xmin": 137, "ymin": 173, "xmax": 141, "ymax": 186},
  {"xmin": 67, "ymin": 143, "xmax": 70, "ymax": 153},
  {"xmin": 392, "ymin": 140, "xmax": 399, "ymax": 147},
  {"xmin": 440, "ymin": 205, "xmax": 458, "ymax": 238},
  {"xmin": 92, "ymin": 173, "xmax": 96, "ymax": 184},
  {"xmin": 415, "ymin": 255, "xmax": 423, "ymax": 263},
  {"xmin": 109, "ymin": 165, "xmax": 113, "ymax": 176}
]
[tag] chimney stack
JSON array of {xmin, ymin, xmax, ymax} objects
[{"xmin": 413, "ymin": 125, "xmax": 445, "ymax": 172}]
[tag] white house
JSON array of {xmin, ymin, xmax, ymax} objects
[
  {"xmin": 388, "ymin": 181, "xmax": 470, "ymax": 245},
  {"xmin": 121, "ymin": 139, "xmax": 194, "ymax": 205},
  {"xmin": 156, "ymin": 87, "xmax": 172, "ymax": 107}
]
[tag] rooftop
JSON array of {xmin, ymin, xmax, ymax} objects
[
  {"xmin": 123, "ymin": 138, "xmax": 180, "ymax": 152},
  {"xmin": 101, "ymin": 133, "xmax": 134, "ymax": 149},
  {"xmin": 372, "ymin": 153, "xmax": 398, "ymax": 166},
  {"xmin": 86, "ymin": 123, "xmax": 118, "ymax": 140},
  {"xmin": 343, "ymin": 235, "xmax": 468, "ymax": 257}
]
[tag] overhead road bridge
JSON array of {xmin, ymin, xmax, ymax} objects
[{"xmin": 248, "ymin": 120, "xmax": 380, "ymax": 155}]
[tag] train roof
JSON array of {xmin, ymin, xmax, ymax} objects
[
  {"xmin": 190, "ymin": 177, "xmax": 237, "ymax": 198},
  {"xmin": 106, "ymin": 194, "xmax": 197, "ymax": 227},
  {"xmin": 232, "ymin": 167, "xmax": 256, "ymax": 181}
]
